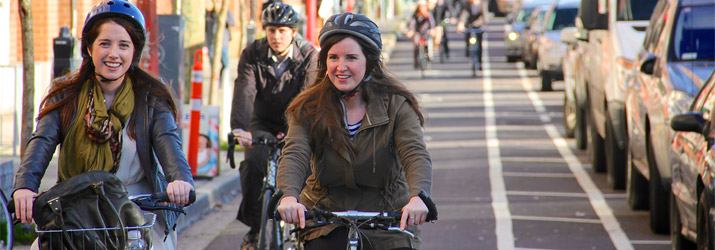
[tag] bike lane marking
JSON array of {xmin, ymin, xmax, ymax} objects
[
  {"xmin": 483, "ymin": 30, "xmax": 516, "ymax": 250},
  {"xmin": 514, "ymin": 62, "xmax": 634, "ymax": 250}
]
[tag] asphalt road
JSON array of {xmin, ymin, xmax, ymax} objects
[{"xmin": 180, "ymin": 17, "xmax": 672, "ymax": 250}]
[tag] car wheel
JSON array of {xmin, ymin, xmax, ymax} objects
[
  {"xmin": 647, "ymin": 132, "xmax": 670, "ymax": 234},
  {"xmin": 563, "ymin": 95, "xmax": 576, "ymax": 138},
  {"xmin": 627, "ymin": 146, "xmax": 649, "ymax": 210},
  {"xmin": 575, "ymin": 103, "xmax": 588, "ymax": 150},
  {"xmin": 528, "ymin": 54, "xmax": 538, "ymax": 69},
  {"xmin": 672, "ymin": 192, "xmax": 696, "ymax": 249},
  {"xmin": 507, "ymin": 55, "xmax": 518, "ymax": 62},
  {"xmin": 587, "ymin": 109, "xmax": 606, "ymax": 173},
  {"xmin": 541, "ymin": 72, "xmax": 553, "ymax": 91},
  {"xmin": 605, "ymin": 114, "xmax": 626, "ymax": 189},
  {"xmin": 697, "ymin": 189, "xmax": 713, "ymax": 250}
]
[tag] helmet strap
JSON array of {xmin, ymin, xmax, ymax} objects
[{"xmin": 338, "ymin": 73, "xmax": 372, "ymax": 99}]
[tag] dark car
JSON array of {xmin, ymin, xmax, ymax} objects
[
  {"xmin": 504, "ymin": 0, "xmax": 555, "ymax": 62},
  {"xmin": 626, "ymin": 0, "xmax": 715, "ymax": 235}
]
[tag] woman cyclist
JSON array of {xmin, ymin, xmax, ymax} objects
[
  {"xmin": 276, "ymin": 13, "xmax": 433, "ymax": 250},
  {"xmin": 406, "ymin": 1, "xmax": 437, "ymax": 68},
  {"xmin": 12, "ymin": 1, "xmax": 194, "ymax": 249}
]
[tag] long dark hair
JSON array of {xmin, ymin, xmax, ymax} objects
[
  {"xmin": 37, "ymin": 17, "xmax": 178, "ymax": 140},
  {"xmin": 285, "ymin": 33, "xmax": 424, "ymax": 157}
]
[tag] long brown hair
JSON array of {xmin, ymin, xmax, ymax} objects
[
  {"xmin": 37, "ymin": 17, "xmax": 178, "ymax": 140},
  {"xmin": 285, "ymin": 33, "xmax": 424, "ymax": 157}
]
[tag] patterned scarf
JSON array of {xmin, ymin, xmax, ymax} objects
[{"xmin": 59, "ymin": 78, "xmax": 134, "ymax": 180}]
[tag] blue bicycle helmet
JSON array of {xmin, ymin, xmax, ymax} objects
[
  {"xmin": 262, "ymin": 3, "xmax": 299, "ymax": 28},
  {"xmin": 81, "ymin": 0, "xmax": 146, "ymax": 67},
  {"xmin": 319, "ymin": 13, "xmax": 382, "ymax": 51}
]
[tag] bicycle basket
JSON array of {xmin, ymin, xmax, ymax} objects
[{"xmin": 35, "ymin": 213, "xmax": 155, "ymax": 250}]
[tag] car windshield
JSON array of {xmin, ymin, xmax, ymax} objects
[
  {"xmin": 671, "ymin": 4, "xmax": 715, "ymax": 61},
  {"xmin": 517, "ymin": 7, "xmax": 536, "ymax": 22},
  {"xmin": 617, "ymin": 0, "xmax": 658, "ymax": 21},
  {"xmin": 547, "ymin": 8, "xmax": 578, "ymax": 31}
]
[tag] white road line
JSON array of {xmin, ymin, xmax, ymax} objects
[
  {"xmin": 629, "ymin": 240, "xmax": 672, "ymax": 245},
  {"xmin": 484, "ymin": 34, "xmax": 516, "ymax": 250},
  {"xmin": 516, "ymin": 63, "xmax": 634, "ymax": 250},
  {"xmin": 511, "ymin": 215, "xmax": 602, "ymax": 224},
  {"xmin": 502, "ymin": 172, "xmax": 575, "ymax": 178}
]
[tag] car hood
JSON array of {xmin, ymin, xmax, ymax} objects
[
  {"xmin": 668, "ymin": 61, "xmax": 715, "ymax": 96},
  {"xmin": 614, "ymin": 21, "xmax": 649, "ymax": 60}
]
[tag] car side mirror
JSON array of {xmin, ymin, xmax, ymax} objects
[
  {"xmin": 639, "ymin": 54, "xmax": 657, "ymax": 75},
  {"xmin": 671, "ymin": 112, "xmax": 707, "ymax": 134},
  {"xmin": 561, "ymin": 27, "xmax": 578, "ymax": 44}
]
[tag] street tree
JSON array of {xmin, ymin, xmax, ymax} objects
[{"xmin": 19, "ymin": 0, "xmax": 35, "ymax": 157}]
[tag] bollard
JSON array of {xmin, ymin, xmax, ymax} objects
[{"xmin": 187, "ymin": 49, "xmax": 203, "ymax": 176}]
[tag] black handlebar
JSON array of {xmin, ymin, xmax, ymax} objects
[
  {"xmin": 227, "ymin": 132, "xmax": 285, "ymax": 169},
  {"xmin": 152, "ymin": 190, "xmax": 197, "ymax": 205},
  {"xmin": 268, "ymin": 189, "xmax": 438, "ymax": 222}
]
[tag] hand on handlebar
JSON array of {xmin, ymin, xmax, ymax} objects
[
  {"xmin": 232, "ymin": 130, "xmax": 253, "ymax": 149},
  {"xmin": 167, "ymin": 180, "xmax": 194, "ymax": 206},
  {"xmin": 400, "ymin": 196, "xmax": 429, "ymax": 230},
  {"xmin": 13, "ymin": 188, "xmax": 36, "ymax": 224},
  {"xmin": 456, "ymin": 23, "xmax": 465, "ymax": 33},
  {"xmin": 277, "ymin": 196, "xmax": 307, "ymax": 229}
]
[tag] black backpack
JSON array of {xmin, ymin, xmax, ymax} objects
[{"xmin": 33, "ymin": 170, "xmax": 150, "ymax": 250}]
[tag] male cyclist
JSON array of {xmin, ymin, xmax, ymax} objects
[
  {"xmin": 230, "ymin": 3, "xmax": 318, "ymax": 249},
  {"xmin": 432, "ymin": 0, "xmax": 456, "ymax": 59},
  {"xmin": 457, "ymin": 0, "xmax": 487, "ymax": 69}
]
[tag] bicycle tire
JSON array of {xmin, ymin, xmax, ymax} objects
[
  {"xmin": 419, "ymin": 45, "xmax": 426, "ymax": 79},
  {"xmin": 257, "ymin": 188, "xmax": 278, "ymax": 250}
]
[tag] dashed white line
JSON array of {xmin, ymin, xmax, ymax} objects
[{"xmin": 515, "ymin": 63, "xmax": 634, "ymax": 250}]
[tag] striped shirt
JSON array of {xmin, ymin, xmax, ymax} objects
[{"xmin": 347, "ymin": 120, "xmax": 362, "ymax": 137}]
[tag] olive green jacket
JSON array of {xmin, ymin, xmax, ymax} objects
[{"xmin": 277, "ymin": 92, "xmax": 432, "ymax": 247}]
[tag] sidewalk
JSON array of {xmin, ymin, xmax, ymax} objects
[{"xmin": 1, "ymin": 24, "xmax": 400, "ymax": 248}]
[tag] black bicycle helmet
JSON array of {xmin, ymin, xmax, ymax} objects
[
  {"xmin": 262, "ymin": 3, "xmax": 299, "ymax": 28},
  {"xmin": 319, "ymin": 13, "xmax": 382, "ymax": 51},
  {"xmin": 81, "ymin": 0, "xmax": 146, "ymax": 67}
]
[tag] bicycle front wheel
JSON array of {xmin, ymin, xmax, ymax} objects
[{"xmin": 257, "ymin": 188, "xmax": 279, "ymax": 250}]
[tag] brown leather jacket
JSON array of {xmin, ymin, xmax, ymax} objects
[{"xmin": 277, "ymin": 92, "xmax": 432, "ymax": 248}]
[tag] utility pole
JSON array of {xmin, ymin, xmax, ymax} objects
[{"xmin": 18, "ymin": 0, "xmax": 34, "ymax": 157}]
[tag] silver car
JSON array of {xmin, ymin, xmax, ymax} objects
[
  {"xmin": 504, "ymin": 0, "xmax": 555, "ymax": 62},
  {"xmin": 534, "ymin": 0, "xmax": 579, "ymax": 91}
]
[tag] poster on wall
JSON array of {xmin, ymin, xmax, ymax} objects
[{"xmin": 181, "ymin": 105, "xmax": 220, "ymax": 177}]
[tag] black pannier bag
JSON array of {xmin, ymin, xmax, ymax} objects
[{"xmin": 33, "ymin": 170, "xmax": 150, "ymax": 250}]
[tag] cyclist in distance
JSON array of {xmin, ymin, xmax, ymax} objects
[
  {"xmin": 12, "ymin": 1, "xmax": 195, "ymax": 249},
  {"xmin": 457, "ymin": 0, "xmax": 487, "ymax": 67},
  {"xmin": 432, "ymin": 0, "xmax": 456, "ymax": 59},
  {"xmin": 230, "ymin": 2, "xmax": 318, "ymax": 249},
  {"xmin": 406, "ymin": 0, "xmax": 437, "ymax": 68},
  {"xmin": 276, "ymin": 13, "xmax": 433, "ymax": 249}
]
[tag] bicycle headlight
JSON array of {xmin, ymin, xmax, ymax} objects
[
  {"xmin": 469, "ymin": 37, "xmax": 477, "ymax": 44},
  {"xmin": 666, "ymin": 90, "xmax": 694, "ymax": 120},
  {"xmin": 508, "ymin": 32, "xmax": 518, "ymax": 41}
]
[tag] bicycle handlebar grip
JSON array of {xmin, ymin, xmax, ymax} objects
[
  {"xmin": 153, "ymin": 190, "xmax": 197, "ymax": 206},
  {"xmin": 227, "ymin": 133, "xmax": 237, "ymax": 169},
  {"xmin": 267, "ymin": 190, "xmax": 283, "ymax": 219},
  {"xmin": 418, "ymin": 190, "xmax": 438, "ymax": 222},
  {"xmin": 6, "ymin": 199, "xmax": 14, "ymax": 214}
]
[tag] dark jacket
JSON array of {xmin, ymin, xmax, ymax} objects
[
  {"xmin": 14, "ymin": 82, "xmax": 195, "ymax": 235},
  {"xmin": 408, "ymin": 13, "xmax": 436, "ymax": 39},
  {"xmin": 277, "ymin": 92, "xmax": 433, "ymax": 248},
  {"xmin": 230, "ymin": 35, "xmax": 318, "ymax": 134},
  {"xmin": 459, "ymin": 0, "xmax": 487, "ymax": 28}
]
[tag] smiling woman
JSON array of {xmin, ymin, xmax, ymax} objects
[{"xmin": 12, "ymin": 1, "xmax": 194, "ymax": 250}]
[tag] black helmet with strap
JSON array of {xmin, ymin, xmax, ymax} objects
[
  {"xmin": 319, "ymin": 12, "xmax": 382, "ymax": 51},
  {"xmin": 81, "ymin": 0, "xmax": 146, "ymax": 68},
  {"xmin": 262, "ymin": 3, "xmax": 299, "ymax": 28}
]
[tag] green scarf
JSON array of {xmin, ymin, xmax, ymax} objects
[{"xmin": 59, "ymin": 78, "xmax": 135, "ymax": 180}]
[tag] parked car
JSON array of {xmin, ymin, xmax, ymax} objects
[
  {"xmin": 626, "ymin": 0, "xmax": 715, "ymax": 234},
  {"xmin": 520, "ymin": 4, "xmax": 551, "ymax": 69},
  {"xmin": 670, "ymin": 71, "xmax": 715, "ymax": 249},
  {"xmin": 561, "ymin": 23, "xmax": 589, "ymax": 149},
  {"xmin": 534, "ymin": 0, "xmax": 579, "ymax": 91},
  {"xmin": 578, "ymin": 0, "xmax": 657, "ymax": 191},
  {"xmin": 504, "ymin": 0, "xmax": 555, "ymax": 62}
]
